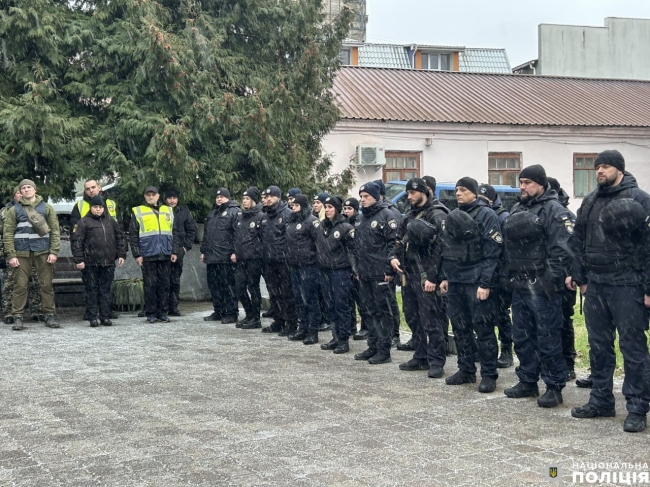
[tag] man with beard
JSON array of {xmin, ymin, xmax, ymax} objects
[
  {"xmin": 201, "ymin": 188, "xmax": 240, "ymax": 324},
  {"xmin": 502, "ymin": 165, "xmax": 573, "ymax": 408},
  {"xmin": 129, "ymin": 186, "xmax": 176, "ymax": 323},
  {"xmin": 235, "ymin": 187, "xmax": 265, "ymax": 329},
  {"xmin": 439, "ymin": 177, "xmax": 502, "ymax": 393},
  {"xmin": 353, "ymin": 181, "xmax": 399, "ymax": 365},
  {"xmin": 164, "ymin": 189, "xmax": 196, "ymax": 316},
  {"xmin": 260, "ymin": 186, "xmax": 298, "ymax": 335},
  {"xmin": 567, "ymin": 150, "xmax": 650, "ymax": 433},
  {"xmin": 389, "ymin": 178, "xmax": 449, "ymax": 379}
]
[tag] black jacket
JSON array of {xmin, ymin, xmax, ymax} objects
[
  {"xmin": 506, "ymin": 189, "xmax": 574, "ymax": 295},
  {"xmin": 260, "ymin": 201, "xmax": 293, "ymax": 263},
  {"xmin": 200, "ymin": 200, "xmax": 240, "ymax": 264},
  {"xmin": 72, "ymin": 213, "xmax": 127, "ymax": 266},
  {"xmin": 572, "ymin": 172, "xmax": 650, "ymax": 291},
  {"xmin": 440, "ymin": 199, "xmax": 503, "ymax": 288},
  {"xmin": 491, "ymin": 197, "xmax": 509, "ymax": 227},
  {"xmin": 388, "ymin": 196, "xmax": 448, "ymax": 282},
  {"xmin": 234, "ymin": 204, "xmax": 264, "ymax": 261},
  {"xmin": 316, "ymin": 215, "xmax": 357, "ymax": 272},
  {"xmin": 70, "ymin": 192, "xmax": 120, "ymax": 230},
  {"xmin": 171, "ymin": 204, "xmax": 196, "ymax": 259},
  {"xmin": 354, "ymin": 201, "xmax": 399, "ymax": 281},
  {"xmin": 285, "ymin": 207, "xmax": 319, "ymax": 267}
]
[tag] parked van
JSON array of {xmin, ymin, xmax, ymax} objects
[{"xmin": 384, "ymin": 180, "xmax": 520, "ymax": 214}]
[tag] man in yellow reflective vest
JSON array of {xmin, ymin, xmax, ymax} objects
[
  {"xmin": 70, "ymin": 179, "xmax": 118, "ymax": 232},
  {"xmin": 128, "ymin": 186, "xmax": 177, "ymax": 323},
  {"xmin": 70, "ymin": 178, "xmax": 120, "ymax": 321}
]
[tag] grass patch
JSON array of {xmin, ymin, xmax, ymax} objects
[{"xmin": 395, "ymin": 290, "xmax": 650, "ymax": 376}]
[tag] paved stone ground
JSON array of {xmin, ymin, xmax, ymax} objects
[{"xmin": 1, "ymin": 303, "xmax": 648, "ymax": 487}]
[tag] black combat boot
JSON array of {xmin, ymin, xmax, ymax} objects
[
  {"xmin": 354, "ymin": 348, "xmax": 376, "ymax": 361},
  {"xmin": 496, "ymin": 345, "xmax": 513, "ymax": 368},
  {"xmin": 445, "ymin": 370, "xmax": 476, "ymax": 385},
  {"xmin": 288, "ymin": 328, "xmax": 308, "ymax": 341},
  {"xmin": 537, "ymin": 386, "xmax": 563, "ymax": 408},
  {"xmin": 303, "ymin": 330, "xmax": 319, "ymax": 345},
  {"xmin": 623, "ymin": 413, "xmax": 647, "ymax": 433},
  {"xmin": 504, "ymin": 381, "xmax": 539, "ymax": 398},
  {"xmin": 279, "ymin": 322, "xmax": 297, "ymax": 337},
  {"xmin": 333, "ymin": 340, "xmax": 349, "ymax": 354},
  {"xmin": 320, "ymin": 336, "xmax": 338, "ymax": 351}
]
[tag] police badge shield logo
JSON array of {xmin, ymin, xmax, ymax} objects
[
  {"xmin": 296, "ymin": 223, "xmax": 302, "ymax": 230},
  {"xmin": 490, "ymin": 231, "xmax": 503, "ymax": 243},
  {"xmin": 371, "ymin": 221, "xmax": 378, "ymax": 228},
  {"xmin": 333, "ymin": 231, "xmax": 340, "ymax": 239},
  {"xmin": 313, "ymin": 220, "xmax": 320, "ymax": 228},
  {"xmin": 249, "ymin": 222, "xmax": 255, "ymax": 228},
  {"xmin": 411, "ymin": 182, "xmax": 417, "ymax": 189},
  {"xmin": 388, "ymin": 219, "xmax": 397, "ymax": 229}
]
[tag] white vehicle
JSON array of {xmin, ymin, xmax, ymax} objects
[{"xmin": 49, "ymin": 181, "xmax": 119, "ymax": 236}]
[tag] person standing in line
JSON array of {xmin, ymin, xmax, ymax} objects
[
  {"xmin": 390, "ymin": 178, "xmax": 449, "ymax": 379},
  {"xmin": 129, "ymin": 186, "xmax": 176, "ymax": 324},
  {"xmin": 234, "ymin": 187, "xmax": 265, "ymax": 330},
  {"xmin": 502, "ymin": 165, "xmax": 573, "ymax": 408},
  {"xmin": 439, "ymin": 177, "xmax": 502, "ymax": 393},
  {"xmin": 1, "ymin": 186, "xmax": 43, "ymax": 324},
  {"xmin": 3, "ymin": 179, "xmax": 61, "ymax": 330},
  {"xmin": 201, "ymin": 188, "xmax": 240, "ymax": 324},
  {"xmin": 317, "ymin": 196, "xmax": 357, "ymax": 354},
  {"xmin": 567, "ymin": 150, "xmax": 650, "ymax": 433},
  {"xmin": 259, "ymin": 186, "xmax": 299, "ymax": 334},
  {"xmin": 353, "ymin": 182, "xmax": 399, "ymax": 365},
  {"xmin": 164, "ymin": 189, "xmax": 196, "ymax": 316},
  {"xmin": 343, "ymin": 197, "xmax": 368, "ymax": 340},
  {"xmin": 72, "ymin": 195, "xmax": 126, "ymax": 326}
]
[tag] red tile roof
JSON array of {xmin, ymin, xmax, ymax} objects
[{"xmin": 333, "ymin": 66, "xmax": 650, "ymax": 127}]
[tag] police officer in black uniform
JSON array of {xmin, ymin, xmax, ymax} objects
[
  {"xmin": 201, "ymin": 188, "xmax": 240, "ymax": 324},
  {"xmin": 234, "ymin": 187, "xmax": 265, "ymax": 329},
  {"xmin": 353, "ymin": 181, "xmax": 399, "ymax": 364},
  {"xmin": 374, "ymin": 179, "xmax": 403, "ymax": 347},
  {"xmin": 389, "ymin": 178, "xmax": 449, "ymax": 378},
  {"xmin": 548, "ymin": 177, "xmax": 578, "ymax": 381},
  {"xmin": 439, "ymin": 177, "xmax": 502, "ymax": 393},
  {"xmin": 502, "ymin": 165, "xmax": 573, "ymax": 408},
  {"xmin": 343, "ymin": 197, "xmax": 368, "ymax": 340},
  {"xmin": 567, "ymin": 150, "xmax": 650, "ymax": 433},
  {"xmin": 260, "ymin": 186, "xmax": 299, "ymax": 334},
  {"xmin": 478, "ymin": 184, "xmax": 514, "ymax": 368}
]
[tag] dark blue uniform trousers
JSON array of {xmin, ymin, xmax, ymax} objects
[
  {"xmin": 359, "ymin": 279, "xmax": 395, "ymax": 356},
  {"xmin": 290, "ymin": 266, "xmax": 322, "ymax": 331},
  {"xmin": 495, "ymin": 286, "xmax": 513, "ymax": 348},
  {"xmin": 321, "ymin": 268, "xmax": 352, "ymax": 340},
  {"xmin": 512, "ymin": 290, "xmax": 566, "ymax": 387},
  {"xmin": 584, "ymin": 283, "xmax": 650, "ymax": 415},
  {"xmin": 402, "ymin": 272, "xmax": 447, "ymax": 367},
  {"xmin": 447, "ymin": 283, "xmax": 498, "ymax": 379}
]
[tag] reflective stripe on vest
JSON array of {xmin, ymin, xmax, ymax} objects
[
  {"xmin": 77, "ymin": 199, "xmax": 117, "ymax": 220},
  {"xmin": 13, "ymin": 202, "xmax": 50, "ymax": 252},
  {"xmin": 132, "ymin": 205, "xmax": 174, "ymax": 257}
]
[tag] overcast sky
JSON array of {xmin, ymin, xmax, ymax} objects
[{"xmin": 365, "ymin": 0, "xmax": 650, "ymax": 67}]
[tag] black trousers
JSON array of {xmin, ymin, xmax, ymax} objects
[
  {"xmin": 143, "ymin": 259, "xmax": 171, "ymax": 316},
  {"xmin": 206, "ymin": 263, "xmax": 238, "ymax": 318},
  {"xmin": 402, "ymin": 272, "xmax": 447, "ymax": 367},
  {"xmin": 263, "ymin": 261, "xmax": 298, "ymax": 324},
  {"xmin": 167, "ymin": 259, "xmax": 183, "ymax": 312},
  {"xmin": 389, "ymin": 279, "xmax": 401, "ymax": 337},
  {"xmin": 561, "ymin": 287, "xmax": 577, "ymax": 370},
  {"xmin": 447, "ymin": 282, "xmax": 498, "ymax": 379},
  {"xmin": 359, "ymin": 279, "xmax": 395, "ymax": 356},
  {"xmin": 83, "ymin": 266, "xmax": 115, "ymax": 320},
  {"xmin": 235, "ymin": 260, "xmax": 263, "ymax": 318},
  {"xmin": 584, "ymin": 283, "xmax": 650, "ymax": 415},
  {"xmin": 350, "ymin": 277, "xmax": 368, "ymax": 332}
]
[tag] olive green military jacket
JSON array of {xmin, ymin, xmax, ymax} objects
[{"xmin": 3, "ymin": 195, "xmax": 61, "ymax": 259}]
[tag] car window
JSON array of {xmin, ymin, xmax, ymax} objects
[
  {"xmin": 395, "ymin": 193, "xmax": 408, "ymax": 214},
  {"xmin": 439, "ymin": 189, "xmax": 458, "ymax": 211},
  {"xmin": 497, "ymin": 192, "xmax": 519, "ymax": 211},
  {"xmin": 385, "ymin": 183, "xmax": 406, "ymax": 201}
]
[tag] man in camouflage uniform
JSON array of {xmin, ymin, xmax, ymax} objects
[{"xmin": 1, "ymin": 186, "xmax": 43, "ymax": 323}]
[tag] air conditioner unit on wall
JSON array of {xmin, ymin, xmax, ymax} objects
[{"xmin": 356, "ymin": 146, "xmax": 386, "ymax": 167}]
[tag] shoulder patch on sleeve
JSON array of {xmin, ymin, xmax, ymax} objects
[
  {"xmin": 388, "ymin": 219, "xmax": 398, "ymax": 229},
  {"xmin": 313, "ymin": 220, "xmax": 320, "ymax": 228},
  {"xmin": 349, "ymin": 229, "xmax": 355, "ymax": 238},
  {"xmin": 490, "ymin": 231, "xmax": 503, "ymax": 243}
]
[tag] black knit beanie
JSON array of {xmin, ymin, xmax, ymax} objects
[
  {"xmin": 519, "ymin": 165, "xmax": 547, "ymax": 187},
  {"xmin": 243, "ymin": 186, "xmax": 260, "ymax": 204},
  {"xmin": 324, "ymin": 195, "xmax": 343, "ymax": 214},
  {"xmin": 594, "ymin": 150, "xmax": 625, "ymax": 172},
  {"xmin": 89, "ymin": 195, "xmax": 104, "ymax": 207},
  {"xmin": 456, "ymin": 177, "xmax": 479, "ymax": 196},
  {"xmin": 344, "ymin": 197, "xmax": 359, "ymax": 211},
  {"xmin": 293, "ymin": 194, "xmax": 309, "ymax": 209}
]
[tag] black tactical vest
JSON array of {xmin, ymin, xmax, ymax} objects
[
  {"xmin": 504, "ymin": 203, "xmax": 545, "ymax": 275},
  {"xmin": 441, "ymin": 207, "xmax": 483, "ymax": 263},
  {"xmin": 582, "ymin": 189, "xmax": 642, "ymax": 273}
]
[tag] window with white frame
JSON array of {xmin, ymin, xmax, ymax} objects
[
  {"xmin": 421, "ymin": 52, "xmax": 450, "ymax": 71},
  {"xmin": 488, "ymin": 152, "xmax": 521, "ymax": 187},
  {"xmin": 339, "ymin": 49, "xmax": 351, "ymax": 66}
]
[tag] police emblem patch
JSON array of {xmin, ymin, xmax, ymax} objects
[
  {"xmin": 491, "ymin": 231, "xmax": 503, "ymax": 243},
  {"xmin": 349, "ymin": 229, "xmax": 355, "ymax": 237},
  {"xmin": 278, "ymin": 218, "xmax": 282, "ymax": 223},
  {"xmin": 355, "ymin": 221, "xmax": 361, "ymax": 227},
  {"xmin": 371, "ymin": 221, "xmax": 378, "ymax": 228},
  {"xmin": 360, "ymin": 185, "xmax": 365, "ymax": 191},
  {"xmin": 333, "ymin": 231, "xmax": 340, "ymax": 239},
  {"xmin": 388, "ymin": 219, "xmax": 397, "ymax": 229},
  {"xmin": 249, "ymin": 221, "xmax": 255, "ymax": 228},
  {"xmin": 165, "ymin": 214, "xmax": 171, "ymax": 222},
  {"xmin": 296, "ymin": 223, "xmax": 302, "ymax": 230},
  {"xmin": 411, "ymin": 182, "xmax": 417, "ymax": 188},
  {"xmin": 222, "ymin": 211, "xmax": 227, "ymax": 216},
  {"xmin": 313, "ymin": 220, "xmax": 320, "ymax": 228}
]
